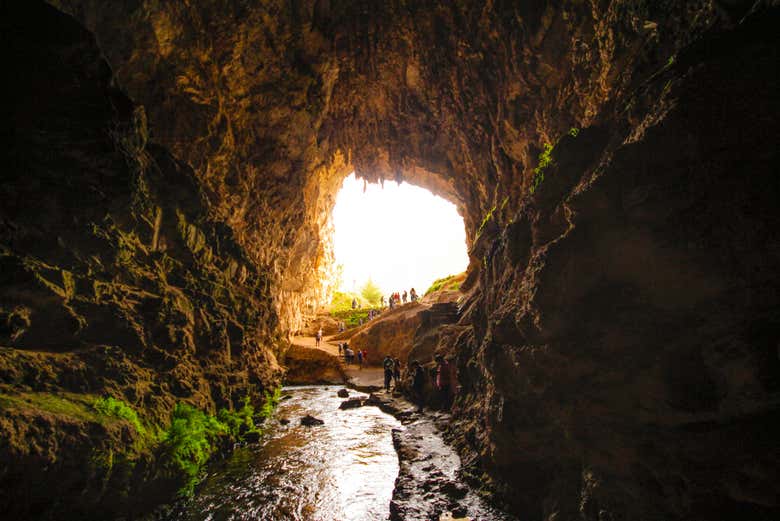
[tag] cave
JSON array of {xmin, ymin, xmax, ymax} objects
[{"xmin": 1, "ymin": 1, "xmax": 778, "ymax": 520}]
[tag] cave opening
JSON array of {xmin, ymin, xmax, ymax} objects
[{"xmin": 330, "ymin": 172, "xmax": 469, "ymax": 302}]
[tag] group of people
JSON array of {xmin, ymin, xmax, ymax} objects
[
  {"xmin": 382, "ymin": 355, "xmax": 403, "ymax": 391},
  {"xmin": 385, "ymin": 288, "xmax": 418, "ymax": 309},
  {"xmin": 339, "ymin": 342, "xmax": 368, "ymax": 368},
  {"xmin": 381, "ymin": 353, "xmax": 454, "ymax": 411}
]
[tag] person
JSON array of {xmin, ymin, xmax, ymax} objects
[
  {"xmin": 435, "ymin": 354, "xmax": 452, "ymax": 409},
  {"xmin": 410, "ymin": 288, "xmax": 418, "ymax": 302},
  {"xmin": 410, "ymin": 360, "xmax": 426, "ymax": 412},
  {"xmin": 338, "ymin": 321, "xmax": 344, "ymax": 333},
  {"xmin": 402, "ymin": 290, "xmax": 407, "ymax": 303},
  {"xmin": 345, "ymin": 346, "xmax": 354, "ymax": 364},
  {"xmin": 383, "ymin": 355, "xmax": 395, "ymax": 392},
  {"xmin": 389, "ymin": 296, "xmax": 395, "ymax": 310},
  {"xmin": 357, "ymin": 349, "xmax": 363, "ymax": 369},
  {"xmin": 315, "ymin": 328, "xmax": 322, "ymax": 347},
  {"xmin": 393, "ymin": 358, "xmax": 402, "ymax": 388},
  {"xmin": 362, "ymin": 349, "xmax": 368, "ymax": 365},
  {"xmin": 381, "ymin": 296, "xmax": 385, "ymax": 307},
  {"xmin": 352, "ymin": 297, "xmax": 357, "ymax": 309},
  {"xmin": 338, "ymin": 343, "xmax": 343, "ymax": 357}
]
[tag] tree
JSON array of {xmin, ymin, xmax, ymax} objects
[{"xmin": 360, "ymin": 278, "xmax": 382, "ymax": 306}]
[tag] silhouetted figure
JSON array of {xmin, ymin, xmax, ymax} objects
[
  {"xmin": 435, "ymin": 354, "xmax": 453, "ymax": 409},
  {"xmin": 352, "ymin": 297, "xmax": 357, "ymax": 309},
  {"xmin": 357, "ymin": 349, "xmax": 363, "ymax": 369},
  {"xmin": 410, "ymin": 360, "xmax": 426, "ymax": 412},
  {"xmin": 393, "ymin": 358, "xmax": 401, "ymax": 388},
  {"xmin": 315, "ymin": 328, "xmax": 322, "ymax": 347},
  {"xmin": 410, "ymin": 288, "xmax": 418, "ymax": 302},
  {"xmin": 402, "ymin": 290, "xmax": 408, "ymax": 303},
  {"xmin": 383, "ymin": 355, "xmax": 394, "ymax": 392}
]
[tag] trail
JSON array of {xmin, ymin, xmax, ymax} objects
[{"xmin": 290, "ymin": 334, "xmax": 385, "ymax": 390}]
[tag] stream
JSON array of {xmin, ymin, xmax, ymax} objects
[{"xmin": 167, "ymin": 386, "xmax": 401, "ymax": 521}]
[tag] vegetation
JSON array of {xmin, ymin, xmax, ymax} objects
[
  {"xmin": 329, "ymin": 290, "xmax": 366, "ymax": 312},
  {"xmin": 0, "ymin": 391, "xmax": 103, "ymax": 423},
  {"xmin": 93, "ymin": 396, "xmax": 146, "ymax": 435},
  {"xmin": 425, "ymin": 274, "xmax": 462, "ymax": 295},
  {"xmin": 330, "ymin": 307, "xmax": 381, "ymax": 328},
  {"xmin": 530, "ymin": 142, "xmax": 555, "ymax": 194},
  {"xmin": 160, "ymin": 387, "xmax": 282, "ymax": 496},
  {"xmin": 160, "ymin": 403, "xmax": 228, "ymax": 495},
  {"xmin": 360, "ymin": 278, "xmax": 382, "ymax": 306},
  {"xmin": 476, "ymin": 204, "xmax": 497, "ymax": 239}
]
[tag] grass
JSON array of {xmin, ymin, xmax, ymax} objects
[{"xmin": 425, "ymin": 274, "xmax": 461, "ymax": 295}]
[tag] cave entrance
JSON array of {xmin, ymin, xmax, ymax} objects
[{"xmin": 330, "ymin": 173, "xmax": 468, "ymax": 307}]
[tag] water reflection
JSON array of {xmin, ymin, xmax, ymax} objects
[{"xmin": 169, "ymin": 386, "xmax": 401, "ymax": 521}]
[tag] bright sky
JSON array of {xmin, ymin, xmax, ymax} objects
[{"xmin": 332, "ymin": 173, "xmax": 469, "ymax": 297}]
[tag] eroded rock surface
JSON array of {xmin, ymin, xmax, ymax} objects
[{"xmin": 3, "ymin": 0, "xmax": 779, "ymax": 519}]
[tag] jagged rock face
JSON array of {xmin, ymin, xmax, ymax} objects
[
  {"xmin": 1, "ymin": 5, "xmax": 282, "ymax": 515},
  {"xmin": 6, "ymin": 0, "xmax": 780, "ymax": 519}
]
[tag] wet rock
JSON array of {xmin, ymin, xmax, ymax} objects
[
  {"xmin": 279, "ymin": 418, "xmax": 290, "ymax": 425},
  {"xmin": 243, "ymin": 431, "xmax": 261, "ymax": 443},
  {"xmin": 337, "ymin": 389, "xmax": 349, "ymax": 398},
  {"xmin": 300, "ymin": 414, "xmax": 324, "ymax": 426},
  {"xmin": 338, "ymin": 397, "xmax": 365, "ymax": 410},
  {"xmin": 281, "ymin": 395, "xmax": 293, "ymax": 401}
]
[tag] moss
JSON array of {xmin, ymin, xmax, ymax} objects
[
  {"xmin": 0, "ymin": 391, "xmax": 103, "ymax": 423},
  {"xmin": 476, "ymin": 204, "xmax": 497, "ymax": 239},
  {"xmin": 93, "ymin": 396, "xmax": 146, "ymax": 436},
  {"xmin": 530, "ymin": 142, "xmax": 555, "ymax": 194},
  {"xmin": 160, "ymin": 390, "xmax": 281, "ymax": 496}
]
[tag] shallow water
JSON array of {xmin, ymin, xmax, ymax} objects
[{"xmin": 168, "ymin": 386, "xmax": 401, "ymax": 521}]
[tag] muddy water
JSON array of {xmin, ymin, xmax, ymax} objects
[{"xmin": 168, "ymin": 386, "xmax": 401, "ymax": 521}]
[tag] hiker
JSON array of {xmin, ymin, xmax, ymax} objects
[
  {"xmin": 410, "ymin": 288, "xmax": 418, "ymax": 302},
  {"xmin": 338, "ymin": 321, "xmax": 345, "ymax": 333},
  {"xmin": 316, "ymin": 328, "xmax": 322, "ymax": 347},
  {"xmin": 402, "ymin": 290, "xmax": 408, "ymax": 303},
  {"xmin": 435, "ymin": 354, "xmax": 453, "ymax": 409},
  {"xmin": 352, "ymin": 297, "xmax": 357, "ymax": 309},
  {"xmin": 362, "ymin": 349, "xmax": 368, "ymax": 365},
  {"xmin": 357, "ymin": 349, "xmax": 364, "ymax": 369},
  {"xmin": 345, "ymin": 346, "xmax": 354, "ymax": 364},
  {"xmin": 389, "ymin": 296, "xmax": 395, "ymax": 310},
  {"xmin": 338, "ymin": 343, "xmax": 343, "ymax": 356},
  {"xmin": 393, "ymin": 358, "xmax": 402, "ymax": 388},
  {"xmin": 410, "ymin": 360, "xmax": 426, "ymax": 412},
  {"xmin": 383, "ymin": 355, "xmax": 395, "ymax": 392},
  {"xmin": 381, "ymin": 295, "xmax": 385, "ymax": 307}
]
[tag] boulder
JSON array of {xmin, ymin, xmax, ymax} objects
[{"xmin": 300, "ymin": 414, "xmax": 324, "ymax": 426}]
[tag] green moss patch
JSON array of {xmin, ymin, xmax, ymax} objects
[{"xmin": 0, "ymin": 391, "xmax": 103, "ymax": 423}]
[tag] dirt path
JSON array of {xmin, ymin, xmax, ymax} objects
[{"xmin": 290, "ymin": 334, "xmax": 386, "ymax": 390}]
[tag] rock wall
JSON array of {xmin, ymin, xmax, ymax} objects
[
  {"xmin": 1, "ymin": 4, "xmax": 282, "ymax": 517},
  {"xmin": 5, "ymin": 0, "xmax": 780, "ymax": 518}
]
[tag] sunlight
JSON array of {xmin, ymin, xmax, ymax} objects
[{"xmin": 331, "ymin": 173, "xmax": 468, "ymax": 298}]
